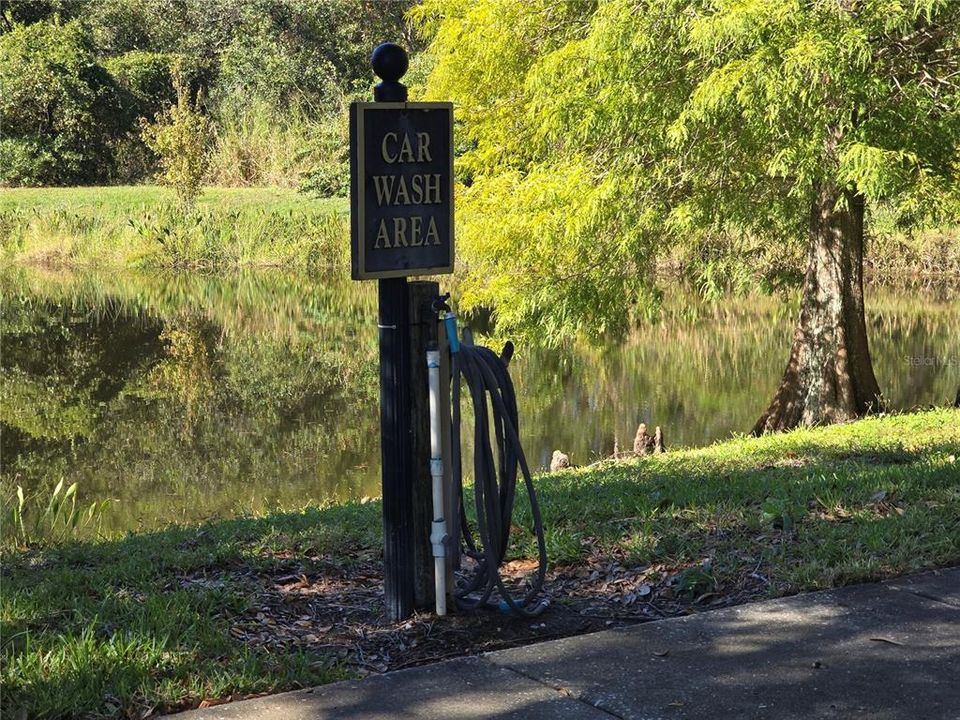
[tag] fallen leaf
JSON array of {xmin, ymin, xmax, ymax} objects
[{"xmin": 869, "ymin": 637, "xmax": 904, "ymax": 646}]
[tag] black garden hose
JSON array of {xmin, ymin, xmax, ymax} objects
[{"xmin": 449, "ymin": 340, "xmax": 548, "ymax": 617}]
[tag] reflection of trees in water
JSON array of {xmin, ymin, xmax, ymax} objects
[
  {"xmin": 0, "ymin": 299, "xmax": 165, "ymax": 456},
  {"xmin": 144, "ymin": 316, "xmax": 218, "ymax": 441},
  {"xmin": 0, "ymin": 268, "xmax": 380, "ymax": 532},
  {"xmin": 2, "ymin": 267, "xmax": 957, "ymax": 532},
  {"xmin": 512, "ymin": 291, "xmax": 960, "ymax": 465},
  {"xmin": 868, "ymin": 300, "xmax": 960, "ymax": 410}
]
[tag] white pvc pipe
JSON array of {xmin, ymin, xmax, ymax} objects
[{"xmin": 427, "ymin": 349, "xmax": 447, "ymax": 616}]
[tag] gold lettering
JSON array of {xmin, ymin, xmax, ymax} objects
[
  {"xmin": 373, "ymin": 175, "xmax": 395, "ymax": 206},
  {"xmin": 424, "ymin": 174, "xmax": 441, "ymax": 204},
  {"xmin": 398, "ymin": 134, "xmax": 415, "ymax": 163},
  {"xmin": 381, "ymin": 132, "xmax": 398, "ymax": 163},
  {"xmin": 394, "ymin": 175, "xmax": 410, "ymax": 205},
  {"xmin": 410, "ymin": 174, "xmax": 424, "ymax": 204},
  {"xmin": 393, "ymin": 217, "xmax": 409, "ymax": 246},
  {"xmin": 425, "ymin": 215, "xmax": 440, "ymax": 245},
  {"xmin": 417, "ymin": 133, "xmax": 432, "ymax": 162},
  {"xmin": 375, "ymin": 219, "xmax": 391, "ymax": 248},
  {"xmin": 410, "ymin": 216, "xmax": 423, "ymax": 246}
]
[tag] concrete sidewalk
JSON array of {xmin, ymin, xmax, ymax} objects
[{"xmin": 174, "ymin": 568, "xmax": 960, "ymax": 720}]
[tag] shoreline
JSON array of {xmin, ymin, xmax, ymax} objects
[{"xmin": 3, "ymin": 187, "xmax": 958, "ymax": 284}]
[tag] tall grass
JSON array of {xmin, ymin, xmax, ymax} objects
[
  {"xmin": 2, "ymin": 479, "xmax": 110, "ymax": 550},
  {"xmin": 206, "ymin": 100, "xmax": 348, "ymax": 194},
  {"xmin": 866, "ymin": 227, "xmax": 960, "ymax": 285},
  {"xmin": 130, "ymin": 203, "xmax": 346, "ymax": 268}
]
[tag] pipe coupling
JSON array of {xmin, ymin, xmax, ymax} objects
[{"xmin": 430, "ymin": 520, "xmax": 447, "ymax": 558}]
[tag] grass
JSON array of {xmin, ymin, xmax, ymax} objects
[
  {"xmin": 3, "ymin": 186, "xmax": 957, "ymax": 282},
  {"xmin": 2, "ymin": 409, "xmax": 960, "ymax": 718},
  {"xmin": 0, "ymin": 186, "xmax": 348, "ymax": 270},
  {"xmin": 517, "ymin": 409, "xmax": 960, "ymax": 590},
  {"xmin": 1, "ymin": 502, "xmax": 376, "ymax": 718}
]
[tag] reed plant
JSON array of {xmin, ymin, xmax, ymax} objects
[{"xmin": 2, "ymin": 479, "xmax": 110, "ymax": 550}]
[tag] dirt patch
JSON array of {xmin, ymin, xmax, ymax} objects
[{"xmin": 211, "ymin": 550, "xmax": 770, "ymax": 678}]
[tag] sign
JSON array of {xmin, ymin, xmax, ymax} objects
[{"xmin": 350, "ymin": 102, "xmax": 454, "ymax": 280}]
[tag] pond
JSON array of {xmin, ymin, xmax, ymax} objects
[{"xmin": 2, "ymin": 267, "xmax": 958, "ymax": 534}]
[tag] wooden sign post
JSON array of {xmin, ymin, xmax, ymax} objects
[{"xmin": 350, "ymin": 43, "xmax": 454, "ymax": 620}]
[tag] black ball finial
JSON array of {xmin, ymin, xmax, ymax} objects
[{"xmin": 371, "ymin": 43, "xmax": 408, "ymax": 83}]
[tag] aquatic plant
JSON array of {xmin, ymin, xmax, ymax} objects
[{"xmin": 2, "ymin": 479, "xmax": 110, "ymax": 549}]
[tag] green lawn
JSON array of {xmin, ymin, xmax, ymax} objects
[
  {"xmin": 0, "ymin": 186, "xmax": 342, "ymax": 215},
  {"xmin": 0, "ymin": 186, "xmax": 348, "ymax": 269},
  {"xmin": 2, "ymin": 409, "xmax": 959, "ymax": 718}
]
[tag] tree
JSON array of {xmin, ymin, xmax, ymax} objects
[
  {"xmin": 0, "ymin": 19, "xmax": 121, "ymax": 185},
  {"xmin": 415, "ymin": 0, "xmax": 960, "ymax": 432},
  {"xmin": 0, "ymin": 0, "xmax": 86, "ymax": 32},
  {"xmin": 1, "ymin": 0, "xmax": 423, "ymax": 186}
]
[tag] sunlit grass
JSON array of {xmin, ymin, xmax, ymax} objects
[
  {"xmin": 1, "ymin": 503, "xmax": 371, "ymax": 718},
  {"xmin": 0, "ymin": 186, "xmax": 348, "ymax": 269},
  {"xmin": 514, "ymin": 409, "xmax": 960, "ymax": 586}
]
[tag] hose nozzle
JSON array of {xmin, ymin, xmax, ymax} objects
[{"xmin": 432, "ymin": 292, "xmax": 451, "ymax": 314}]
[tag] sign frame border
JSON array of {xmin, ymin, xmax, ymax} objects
[{"xmin": 350, "ymin": 101, "xmax": 455, "ymax": 280}]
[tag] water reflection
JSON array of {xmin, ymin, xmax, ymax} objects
[{"xmin": 1, "ymin": 267, "xmax": 957, "ymax": 533}]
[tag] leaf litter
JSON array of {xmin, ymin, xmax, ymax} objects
[{"xmin": 211, "ymin": 543, "xmax": 769, "ymax": 677}]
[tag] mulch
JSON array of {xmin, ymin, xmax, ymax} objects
[{"xmin": 203, "ymin": 546, "xmax": 770, "ymax": 679}]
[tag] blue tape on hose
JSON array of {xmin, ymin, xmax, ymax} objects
[{"xmin": 444, "ymin": 313, "xmax": 460, "ymax": 353}]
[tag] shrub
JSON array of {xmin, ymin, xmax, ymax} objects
[
  {"xmin": 103, "ymin": 51, "xmax": 177, "ymax": 183},
  {"xmin": 0, "ymin": 20, "xmax": 121, "ymax": 186},
  {"xmin": 141, "ymin": 81, "xmax": 212, "ymax": 208},
  {"xmin": 214, "ymin": 25, "xmax": 339, "ymax": 119}
]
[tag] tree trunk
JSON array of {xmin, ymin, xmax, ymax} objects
[{"xmin": 753, "ymin": 184, "xmax": 883, "ymax": 434}]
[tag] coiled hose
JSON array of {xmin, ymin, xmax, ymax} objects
[{"xmin": 449, "ymin": 336, "xmax": 549, "ymax": 617}]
